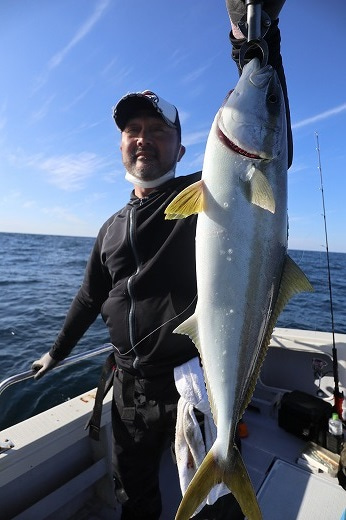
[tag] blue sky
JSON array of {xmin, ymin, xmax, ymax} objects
[{"xmin": 1, "ymin": 0, "xmax": 345, "ymax": 252}]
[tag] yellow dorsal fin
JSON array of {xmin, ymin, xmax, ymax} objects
[
  {"xmin": 165, "ymin": 180, "xmax": 205, "ymax": 220},
  {"xmin": 243, "ymin": 165, "xmax": 276, "ymax": 214}
]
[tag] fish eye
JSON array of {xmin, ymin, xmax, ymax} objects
[{"xmin": 268, "ymin": 94, "xmax": 278, "ymax": 104}]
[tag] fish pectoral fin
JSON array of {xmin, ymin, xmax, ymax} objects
[
  {"xmin": 175, "ymin": 446, "xmax": 262, "ymax": 520},
  {"xmin": 165, "ymin": 180, "xmax": 205, "ymax": 220},
  {"xmin": 243, "ymin": 165, "xmax": 275, "ymax": 214}
]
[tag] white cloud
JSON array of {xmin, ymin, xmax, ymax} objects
[
  {"xmin": 183, "ymin": 129, "xmax": 209, "ymax": 146},
  {"xmin": 288, "ymin": 162, "xmax": 309, "ymax": 175},
  {"xmin": 22, "ymin": 200, "xmax": 37, "ymax": 209},
  {"xmin": 292, "ymin": 103, "xmax": 346, "ymax": 130},
  {"xmin": 50, "ymin": 0, "xmax": 110, "ymax": 69},
  {"xmin": 42, "ymin": 205, "xmax": 84, "ymax": 225},
  {"xmin": 38, "ymin": 152, "xmax": 105, "ymax": 191},
  {"xmin": 33, "ymin": 0, "xmax": 110, "ymax": 92},
  {"xmin": 0, "ymin": 114, "xmax": 6, "ymax": 132},
  {"xmin": 181, "ymin": 64, "xmax": 211, "ymax": 85},
  {"xmin": 30, "ymin": 95, "xmax": 56, "ymax": 123},
  {"xmin": 7, "ymin": 148, "xmax": 114, "ymax": 192},
  {"xmin": 62, "ymin": 87, "xmax": 93, "ymax": 111},
  {"xmin": 0, "ymin": 102, "xmax": 7, "ymax": 143},
  {"xmin": 187, "ymin": 152, "xmax": 205, "ymax": 169},
  {"xmin": 0, "ymin": 190, "xmax": 21, "ymax": 204},
  {"xmin": 101, "ymin": 57, "xmax": 118, "ymax": 76}
]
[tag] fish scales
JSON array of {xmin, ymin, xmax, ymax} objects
[{"xmin": 165, "ymin": 58, "xmax": 313, "ymax": 519}]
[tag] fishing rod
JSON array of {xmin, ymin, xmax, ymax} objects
[
  {"xmin": 0, "ymin": 344, "xmax": 113, "ymax": 397},
  {"xmin": 315, "ymin": 132, "xmax": 344, "ymax": 419}
]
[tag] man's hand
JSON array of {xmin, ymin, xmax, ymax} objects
[
  {"xmin": 32, "ymin": 352, "xmax": 58, "ymax": 380},
  {"xmin": 226, "ymin": 0, "xmax": 286, "ymax": 25}
]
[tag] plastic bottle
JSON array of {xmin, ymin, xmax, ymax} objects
[{"xmin": 326, "ymin": 413, "xmax": 344, "ymax": 454}]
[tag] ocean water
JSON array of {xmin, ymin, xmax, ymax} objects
[{"xmin": 0, "ymin": 232, "xmax": 345, "ymax": 430}]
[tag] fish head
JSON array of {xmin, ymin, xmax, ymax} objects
[{"xmin": 218, "ymin": 58, "xmax": 286, "ymax": 161}]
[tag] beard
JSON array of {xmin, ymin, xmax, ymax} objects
[
  {"xmin": 125, "ymin": 148, "xmax": 176, "ymax": 182},
  {"xmin": 127, "ymin": 159, "xmax": 162, "ymax": 181},
  {"xmin": 124, "ymin": 148, "xmax": 179, "ymax": 189}
]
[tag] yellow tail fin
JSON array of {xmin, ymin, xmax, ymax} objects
[{"xmin": 175, "ymin": 445, "xmax": 262, "ymax": 520}]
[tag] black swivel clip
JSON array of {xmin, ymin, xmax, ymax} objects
[{"xmin": 237, "ymin": 0, "xmax": 271, "ymax": 69}]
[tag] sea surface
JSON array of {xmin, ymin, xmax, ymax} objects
[{"xmin": 0, "ymin": 232, "xmax": 345, "ymax": 430}]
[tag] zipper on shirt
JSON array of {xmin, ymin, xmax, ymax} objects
[{"xmin": 127, "ymin": 205, "xmax": 141, "ymax": 369}]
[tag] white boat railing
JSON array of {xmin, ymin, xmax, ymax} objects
[{"xmin": 0, "ymin": 344, "xmax": 113, "ymax": 397}]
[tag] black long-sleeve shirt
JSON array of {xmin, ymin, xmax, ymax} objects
[{"xmin": 49, "ymin": 172, "xmax": 201, "ymax": 377}]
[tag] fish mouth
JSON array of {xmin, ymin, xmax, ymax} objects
[
  {"xmin": 217, "ymin": 126, "xmax": 262, "ymax": 160},
  {"xmin": 217, "ymin": 88, "xmax": 267, "ymax": 160}
]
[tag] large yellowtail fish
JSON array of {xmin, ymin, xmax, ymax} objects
[{"xmin": 165, "ymin": 58, "xmax": 313, "ymax": 519}]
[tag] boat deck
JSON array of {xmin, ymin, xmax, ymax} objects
[
  {"xmin": 1, "ymin": 328, "xmax": 345, "ymax": 519},
  {"xmin": 241, "ymin": 404, "xmax": 345, "ymax": 520}
]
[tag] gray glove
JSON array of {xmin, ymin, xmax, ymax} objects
[
  {"xmin": 32, "ymin": 352, "xmax": 58, "ymax": 380},
  {"xmin": 226, "ymin": 0, "xmax": 286, "ymax": 25}
]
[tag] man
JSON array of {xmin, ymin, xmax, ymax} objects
[
  {"xmin": 33, "ymin": 91, "xmax": 204, "ymax": 520},
  {"xmin": 32, "ymin": 2, "xmax": 289, "ymax": 518}
]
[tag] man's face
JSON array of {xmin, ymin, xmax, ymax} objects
[{"xmin": 120, "ymin": 110, "xmax": 184, "ymax": 181}]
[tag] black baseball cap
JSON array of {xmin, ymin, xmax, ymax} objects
[{"xmin": 113, "ymin": 90, "xmax": 181, "ymax": 140}]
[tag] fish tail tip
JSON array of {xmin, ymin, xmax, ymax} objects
[
  {"xmin": 174, "ymin": 449, "xmax": 217, "ymax": 520},
  {"xmin": 175, "ymin": 446, "xmax": 262, "ymax": 520}
]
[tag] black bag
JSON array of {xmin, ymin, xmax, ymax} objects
[{"xmin": 278, "ymin": 390, "xmax": 333, "ymax": 446}]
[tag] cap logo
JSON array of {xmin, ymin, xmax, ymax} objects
[{"xmin": 142, "ymin": 91, "xmax": 159, "ymax": 105}]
